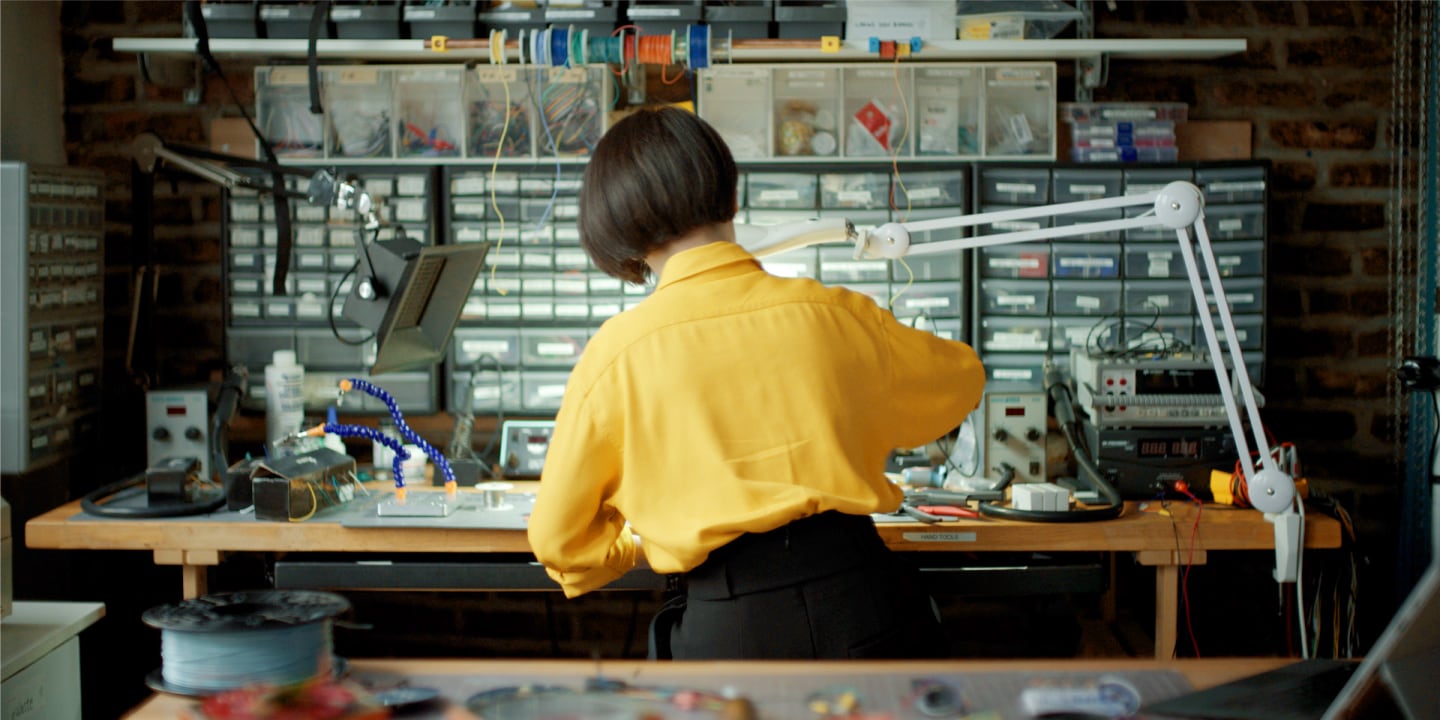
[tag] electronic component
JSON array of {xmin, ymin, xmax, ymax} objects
[
  {"xmin": 1084, "ymin": 423, "xmax": 1235, "ymax": 499},
  {"xmin": 145, "ymin": 457, "xmax": 202, "ymax": 504},
  {"xmin": 1011, "ymin": 483, "xmax": 1071, "ymax": 511},
  {"xmin": 1071, "ymin": 351, "xmax": 1232, "ymax": 428},
  {"xmin": 251, "ymin": 448, "xmax": 358, "ymax": 522},
  {"xmin": 499, "ymin": 420, "xmax": 555, "ymax": 478},
  {"xmin": 982, "ymin": 390, "xmax": 1048, "ymax": 482},
  {"xmin": 146, "ymin": 388, "xmax": 210, "ymax": 479}
]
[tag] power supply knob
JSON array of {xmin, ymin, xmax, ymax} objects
[
  {"xmin": 152, "ymin": 427, "xmax": 170, "ymax": 441},
  {"xmin": 185, "ymin": 427, "xmax": 203, "ymax": 441},
  {"xmin": 992, "ymin": 428, "xmax": 1009, "ymax": 441},
  {"xmin": 1025, "ymin": 427, "xmax": 1042, "ymax": 442}
]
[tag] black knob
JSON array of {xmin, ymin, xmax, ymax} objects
[
  {"xmin": 152, "ymin": 427, "xmax": 170, "ymax": 441},
  {"xmin": 992, "ymin": 428, "xmax": 1009, "ymax": 441},
  {"xmin": 1025, "ymin": 427, "xmax": 1042, "ymax": 441},
  {"xmin": 185, "ymin": 427, "xmax": 203, "ymax": 441}
]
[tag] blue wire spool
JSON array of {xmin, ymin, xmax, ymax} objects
[
  {"xmin": 550, "ymin": 27, "xmax": 570, "ymax": 67},
  {"xmin": 687, "ymin": 24, "xmax": 710, "ymax": 69}
]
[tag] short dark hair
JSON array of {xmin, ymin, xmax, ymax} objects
[{"xmin": 577, "ymin": 107, "xmax": 738, "ymax": 284}]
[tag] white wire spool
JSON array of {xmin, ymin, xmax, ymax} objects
[
  {"xmin": 142, "ymin": 590, "xmax": 350, "ymax": 696},
  {"xmin": 475, "ymin": 480, "xmax": 514, "ymax": 511}
]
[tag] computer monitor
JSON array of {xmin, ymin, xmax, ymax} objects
[{"xmin": 342, "ymin": 238, "xmax": 490, "ymax": 375}]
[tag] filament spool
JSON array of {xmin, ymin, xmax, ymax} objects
[
  {"xmin": 143, "ymin": 590, "xmax": 350, "ymax": 697},
  {"xmin": 475, "ymin": 480, "xmax": 514, "ymax": 511}
]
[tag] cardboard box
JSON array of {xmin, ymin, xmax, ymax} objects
[
  {"xmin": 210, "ymin": 117, "xmax": 258, "ymax": 159},
  {"xmin": 1176, "ymin": 121, "xmax": 1252, "ymax": 160}
]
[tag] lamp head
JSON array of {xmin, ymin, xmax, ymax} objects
[{"xmin": 341, "ymin": 239, "xmax": 490, "ymax": 375}]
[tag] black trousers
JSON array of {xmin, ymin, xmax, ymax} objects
[{"xmin": 648, "ymin": 511, "xmax": 946, "ymax": 660}]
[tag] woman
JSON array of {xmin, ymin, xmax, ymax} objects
[{"xmin": 526, "ymin": 106, "xmax": 986, "ymax": 659}]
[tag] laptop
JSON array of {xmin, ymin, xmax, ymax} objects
[{"xmin": 1142, "ymin": 559, "xmax": 1439, "ymax": 720}]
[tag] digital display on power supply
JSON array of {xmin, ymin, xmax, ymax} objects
[
  {"xmin": 1134, "ymin": 369, "xmax": 1221, "ymax": 395},
  {"xmin": 1137, "ymin": 438, "xmax": 1203, "ymax": 458}
]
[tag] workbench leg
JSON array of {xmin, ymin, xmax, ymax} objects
[
  {"xmin": 1102, "ymin": 553, "xmax": 1117, "ymax": 624},
  {"xmin": 1154, "ymin": 564, "xmax": 1179, "ymax": 659},
  {"xmin": 182, "ymin": 565, "xmax": 209, "ymax": 600}
]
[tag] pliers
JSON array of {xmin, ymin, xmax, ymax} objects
[{"xmin": 900, "ymin": 503, "xmax": 981, "ymax": 523}]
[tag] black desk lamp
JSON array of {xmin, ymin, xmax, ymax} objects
[{"xmin": 133, "ymin": 132, "xmax": 489, "ymax": 375}]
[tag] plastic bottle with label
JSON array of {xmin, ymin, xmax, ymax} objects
[
  {"xmin": 372, "ymin": 417, "xmax": 400, "ymax": 481},
  {"xmin": 264, "ymin": 350, "xmax": 306, "ymax": 454}
]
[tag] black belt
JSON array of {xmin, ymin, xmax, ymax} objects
[{"xmin": 681, "ymin": 511, "xmax": 886, "ymax": 600}]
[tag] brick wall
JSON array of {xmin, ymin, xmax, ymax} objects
[
  {"xmin": 1092, "ymin": 1, "xmax": 1427, "ymax": 549},
  {"xmin": 50, "ymin": 2, "xmax": 1431, "ymax": 713}
]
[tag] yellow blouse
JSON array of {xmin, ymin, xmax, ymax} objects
[{"xmin": 527, "ymin": 241, "xmax": 986, "ymax": 597}]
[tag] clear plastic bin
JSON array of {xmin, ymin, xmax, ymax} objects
[
  {"xmin": 980, "ymin": 168, "xmax": 1049, "ymax": 205},
  {"xmin": 1194, "ymin": 166, "xmax": 1267, "ymax": 203},
  {"xmin": 323, "ymin": 67, "xmax": 393, "ymax": 158},
  {"xmin": 980, "ymin": 317, "xmax": 1050, "ymax": 353},
  {"xmin": 982, "ymin": 65, "xmax": 1055, "ymax": 158},
  {"xmin": 842, "ymin": 67, "xmax": 911, "ymax": 157},
  {"xmin": 538, "ymin": 66, "xmax": 605, "ymax": 157},
  {"xmin": 1205, "ymin": 277, "xmax": 1263, "ymax": 314},
  {"xmin": 1052, "ymin": 279, "xmax": 1122, "ymax": 316},
  {"xmin": 1123, "ymin": 279, "xmax": 1192, "ymax": 316},
  {"xmin": 522, "ymin": 370, "xmax": 571, "ymax": 411},
  {"xmin": 697, "ymin": 66, "xmax": 772, "ymax": 160},
  {"xmin": 1123, "ymin": 167, "xmax": 1194, "ymax": 195},
  {"xmin": 1051, "ymin": 316, "xmax": 1120, "ymax": 354},
  {"xmin": 1206, "ymin": 240, "xmax": 1265, "ymax": 277},
  {"xmin": 466, "ymin": 67, "xmax": 537, "ymax": 159},
  {"xmin": 745, "ymin": 173, "xmax": 819, "ymax": 209},
  {"xmin": 453, "ymin": 369, "xmax": 522, "ymax": 413},
  {"xmin": 980, "ymin": 246, "xmax": 1049, "ymax": 279},
  {"xmin": 453, "ymin": 329, "xmax": 522, "ymax": 366},
  {"xmin": 820, "ymin": 173, "xmax": 890, "ymax": 209},
  {"xmin": 894, "ymin": 170, "xmax": 966, "ymax": 209},
  {"xmin": 395, "ymin": 66, "xmax": 464, "ymax": 158},
  {"xmin": 914, "ymin": 66, "xmax": 982, "ymax": 157},
  {"xmin": 773, "ymin": 67, "xmax": 841, "ymax": 157},
  {"xmin": 981, "ymin": 279, "xmax": 1050, "ymax": 315},
  {"xmin": 978, "ymin": 204, "xmax": 1049, "ymax": 236},
  {"xmin": 820, "ymin": 247, "xmax": 889, "ymax": 283},
  {"xmin": 1198, "ymin": 313, "xmax": 1264, "ymax": 351},
  {"xmin": 1124, "ymin": 243, "xmax": 1188, "ymax": 279},
  {"xmin": 1052, "ymin": 208, "xmax": 1123, "ymax": 242},
  {"xmin": 981, "ymin": 352, "xmax": 1048, "ymax": 388},
  {"xmin": 1051, "ymin": 242, "xmax": 1121, "ymax": 279},
  {"xmin": 1202, "ymin": 204, "xmax": 1265, "ymax": 241},
  {"xmin": 892, "ymin": 282, "xmax": 963, "ymax": 318},
  {"xmin": 256, "ymin": 67, "xmax": 325, "ymax": 158},
  {"xmin": 1051, "ymin": 169, "xmax": 1122, "ymax": 202}
]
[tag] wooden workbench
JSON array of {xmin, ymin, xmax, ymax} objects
[{"xmin": 26, "ymin": 487, "xmax": 1341, "ymax": 659}]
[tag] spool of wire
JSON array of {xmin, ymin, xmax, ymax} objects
[
  {"xmin": 687, "ymin": 24, "xmax": 710, "ymax": 69},
  {"xmin": 143, "ymin": 590, "xmax": 350, "ymax": 697}
]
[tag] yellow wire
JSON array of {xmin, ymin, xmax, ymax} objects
[
  {"xmin": 888, "ymin": 256, "xmax": 915, "ymax": 309},
  {"xmin": 290, "ymin": 482, "xmax": 319, "ymax": 522},
  {"xmin": 885, "ymin": 54, "xmax": 915, "ymax": 313},
  {"xmin": 890, "ymin": 54, "xmax": 912, "ymax": 223},
  {"xmin": 487, "ymin": 64, "xmax": 514, "ymax": 294}
]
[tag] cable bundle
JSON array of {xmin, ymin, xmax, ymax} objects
[{"xmin": 143, "ymin": 590, "xmax": 350, "ymax": 696}]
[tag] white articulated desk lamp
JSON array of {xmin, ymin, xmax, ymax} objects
[{"xmin": 735, "ymin": 181, "xmax": 1304, "ymax": 586}]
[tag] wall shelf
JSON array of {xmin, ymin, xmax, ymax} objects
[{"xmin": 112, "ymin": 37, "xmax": 1246, "ymax": 64}]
